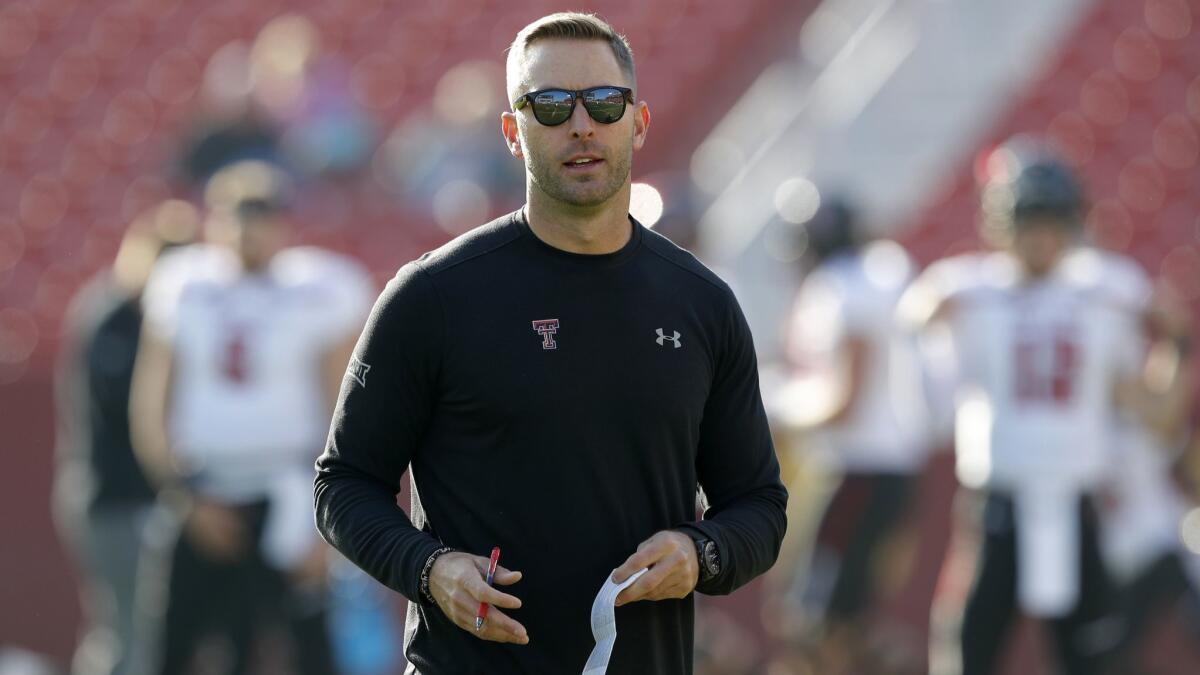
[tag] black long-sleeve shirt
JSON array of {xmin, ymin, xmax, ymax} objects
[
  {"xmin": 56, "ymin": 273, "xmax": 156, "ymax": 512},
  {"xmin": 315, "ymin": 210, "xmax": 787, "ymax": 674}
]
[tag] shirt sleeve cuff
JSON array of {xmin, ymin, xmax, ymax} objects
[{"xmin": 672, "ymin": 521, "xmax": 726, "ymax": 594}]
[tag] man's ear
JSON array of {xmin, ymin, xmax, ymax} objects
[
  {"xmin": 501, "ymin": 112, "xmax": 523, "ymax": 159},
  {"xmin": 631, "ymin": 101, "xmax": 650, "ymax": 151}
]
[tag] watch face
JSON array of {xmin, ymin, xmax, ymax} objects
[{"xmin": 702, "ymin": 541, "xmax": 718, "ymax": 574}]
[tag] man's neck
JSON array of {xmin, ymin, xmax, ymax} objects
[
  {"xmin": 1017, "ymin": 261, "xmax": 1057, "ymax": 283},
  {"xmin": 524, "ymin": 184, "xmax": 633, "ymax": 254},
  {"xmin": 238, "ymin": 256, "xmax": 272, "ymax": 276}
]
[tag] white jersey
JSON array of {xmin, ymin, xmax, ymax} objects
[
  {"xmin": 899, "ymin": 252, "xmax": 1006, "ymax": 444},
  {"xmin": 786, "ymin": 241, "xmax": 928, "ymax": 472},
  {"xmin": 1067, "ymin": 249, "xmax": 1188, "ymax": 578},
  {"xmin": 143, "ymin": 244, "xmax": 375, "ymax": 500},
  {"xmin": 1058, "ymin": 246, "xmax": 1153, "ymax": 315},
  {"xmin": 932, "ymin": 250, "xmax": 1144, "ymax": 490},
  {"xmin": 1102, "ymin": 423, "xmax": 1189, "ymax": 580}
]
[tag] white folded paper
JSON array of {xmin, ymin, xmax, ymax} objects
[{"xmin": 582, "ymin": 567, "xmax": 647, "ymax": 675}]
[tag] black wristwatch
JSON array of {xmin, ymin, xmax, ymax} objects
[{"xmin": 690, "ymin": 535, "xmax": 720, "ymax": 584}]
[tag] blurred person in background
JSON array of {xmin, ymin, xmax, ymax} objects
[
  {"xmin": 176, "ymin": 13, "xmax": 375, "ymax": 191},
  {"xmin": 1067, "ymin": 246, "xmax": 1200, "ymax": 667},
  {"xmin": 129, "ymin": 161, "xmax": 375, "ymax": 675},
  {"xmin": 176, "ymin": 48, "xmax": 283, "ymax": 190},
  {"xmin": 904, "ymin": 139, "xmax": 1192, "ymax": 675},
  {"xmin": 770, "ymin": 196, "xmax": 929, "ymax": 674},
  {"xmin": 54, "ymin": 201, "xmax": 200, "ymax": 675},
  {"xmin": 1102, "ymin": 417, "xmax": 1200, "ymax": 667},
  {"xmin": 313, "ymin": 12, "xmax": 787, "ymax": 674},
  {"xmin": 374, "ymin": 59, "xmax": 524, "ymax": 232}
]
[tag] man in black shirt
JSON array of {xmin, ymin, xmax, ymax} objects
[
  {"xmin": 54, "ymin": 201, "xmax": 197, "ymax": 675},
  {"xmin": 315, "ymin": 12, "xmax": 788, "ymax": 674}
]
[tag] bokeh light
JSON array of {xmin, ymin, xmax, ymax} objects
[
  {"xmin": 630, "ymin": 182, "xmax": 664, "ymax": 228},
  {"xmin": 690, "ymin": 137, "xmax": 745, "ymax": 195},
  {"xmin": 1181, "ymin": 508, "xmax": 1200, "ymax": 554},
  {"xmin": 433, "ymin": 61, "xmax": 503, "ymax": 126},
  {"xmin": 433, "ymin": 179, "xmax": 490, "ymax": 235},
  {"xmin": 773, "ymin": 177, "xmax": 820, "ymax": 224},
  {"xmin": 1, "ymin": 2, "xmax": 1199, "ymax": 670}
]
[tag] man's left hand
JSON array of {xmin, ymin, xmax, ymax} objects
[{"xmin": 612, "ymin": 530, "xmax": 699, "ymax": 607}]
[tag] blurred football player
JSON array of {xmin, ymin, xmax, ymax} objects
[
  {"xmin": 1102, "ymin": 420, "xmax": 1200, "ymax": 664},
  {"xmin": 129, "ymin": 161, "xmax": 375, "ymax": 675},
  {"xmin": 773, "ymin": 196, "xmax": 930, "ymax": 672},
  {"xmin": 1069, "ymin": 246, "xmax": 1200, "ymax": 665},
  {"xmin": 54, "ymin": 201, "xmax": 198, "ymax": 675},
  {"xmin": 904, "ymin": 139, "xmax": 1192, "ymax": 675}
]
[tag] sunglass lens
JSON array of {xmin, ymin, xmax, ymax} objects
[
  {"xmin": 532, "ymin": 90, "xmax": 575, "ymax": 126},
  {"xmin": 584, "ymin": 88, "xmax": 627, "ymax": 123}
]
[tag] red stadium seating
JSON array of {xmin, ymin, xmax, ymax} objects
[
  {"xmin": 902, "ymin": 0, "xmax": 1200, "ymax": 312},
  {"xmin": 10, "ymin": 0, "xmax": 1194, "ymax": 667},
  {"xmin": 0, "ymin": 0, "xmax": 810, "ymax": 662},
  {"xmin": 0, "ymin": 0, "xmax": 804, "ymax": 372},
  {"xmin": 897, "ymin": 6, "xmax": 1200, "ymax": 670}
]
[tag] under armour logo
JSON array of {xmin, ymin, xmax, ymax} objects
[
  {"xmin": 532, "ymin": 319, "xmax": 560, "ymax": 350},
  {"xmin": 656, "ymin": 328, "xmax": 681, "ymax": 348}
]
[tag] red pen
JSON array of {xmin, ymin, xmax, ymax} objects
[{"xmin": 475, "ymin": 546, "xmax": 501, "ymax": 631}]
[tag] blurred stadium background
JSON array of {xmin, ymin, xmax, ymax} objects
[{"xmin": 1, "ymin": 0, "xmax": 1198, "ymax": 673}]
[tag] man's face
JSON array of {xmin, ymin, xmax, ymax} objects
[
  {"xmin": 208, "ymin": 211, "xmax": 286, "ymax": 271},
  {"xmin": 502, "ymin": 38, "xmax": 649, "ymax": 209},
  {"xmin": 1011, "ymin": 216, "xmax": 1072, "ymax": 277}
]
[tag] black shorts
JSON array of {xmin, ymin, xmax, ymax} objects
[
  {"xmin": 933, "ymin": 490, "xmax": 1118, "ymax": 675},
  {"xmin": 142, "ymin": 499, "xmax": 335, "ymax": 675},
  {"xmin": 1109, "ymin": 551, "xmax": 1200, "ymax": 660}
]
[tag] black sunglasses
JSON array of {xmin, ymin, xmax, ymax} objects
[{"xmin": 513, "ymin": 86, "xmax": 634, "ymax": 126}]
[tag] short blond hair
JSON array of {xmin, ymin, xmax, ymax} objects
[{"xmin": 505, "ymin": 12, "xmax": 636, "ymax": 104}]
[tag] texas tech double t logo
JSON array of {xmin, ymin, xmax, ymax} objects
[{"xmin": 532, "ymin": 319, "xmax": 560, "ymax": 350}]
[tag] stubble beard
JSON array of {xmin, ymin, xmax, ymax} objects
[{"xmin": 527, "ymin": 145, "xmax": 632, "ymax": 209}]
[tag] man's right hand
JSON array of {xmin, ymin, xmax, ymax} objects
[
  {"xmin": 428, "ymin": 551, "xmax": 528, "ymax": 645},
  {"xmin": 184, "ymin": 499, "xmax": 249, "ymax": 561}
]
